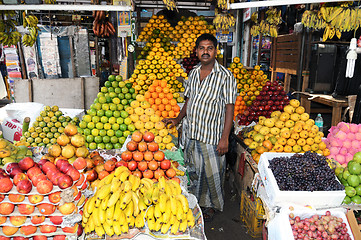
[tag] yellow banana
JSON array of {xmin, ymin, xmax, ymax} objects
[
  {"xmin": 138, "ymin": 196, "xmax": 148, "ymax": 212},
  {"xmin": 163, "ymin": 200, "xmax": 171, "ymax": 223},
  {"xmin": 146, "ymin": 205, "xmax": 155, "ymax": 221},
  {"xmin": 170, "ymin": 195, "xmax": 177, "ymax": 215},
  {"xmin": 99, "ymin": 207, "xmax": 106, "ymax": 224},
  {"xmin": 161, "ymin": 220, "xmax": 171, "ymax": 234},
  {"xmin": 119, "ymin": 169, "xmax": 130, "ymax": 182},
  {"xmin": 114, "ymin": 166, "xmax": 129, "ymax": 177},
  {"xmin": 113, "ymin": 199, "xmax": 122, "ymax": 222},
  {"xmin": 135, "ymin": 211, "xmax": 145, "ymax": 228},
  {"xmin": 107, "ymin": 189, "xmax": 123, "ymax": 208},
  {"xmin": 132, "ymin": 191, "xmax": 140, "ymax": 217},
  {"xmin": 329, "ymin": 7, "xmax": 343, "ymax": 22},
  {"xmin": 158, "ymin": 175, "xmax": 166, "ymax": 190},
  {"xmin": 159, "ymin": 193, "xmax": 169, "ymax": 213},
  {"xmin": 105, "ymin": 172, "xmax": 115, "ymax": 184},
  {"xmin": 101, "ymin": 194, "xmax": 110, "ymax": 210},
  {"xmin": 92, "ymin": 207, "xmax": 101, "ymax": 226},
  {"xmin": 140, "ymin": 177, "xmax": 153, "ymax": 190},
  {"xmin": 171, "ymin": 218, "xmax": 180, "ymax": 234},
  {"xmin": 147, "ymin": 217, "xmax": 156, "ymax": 231},
  {"xmin": 86, "ymin": 197, "xmax": 96, "ymax": 215},
  {"xmin": 164, "ymin": 181, "xmax": 173, "ymax": 196},
  {"xmin": 179, "ymin": 219, "xmax": 188, "ymax": 232},
  {"xmin": 95, "ymin": 225, "xmax": 105, "ymax": 237},
  {"xmin": 154, "ymin": 217, "xmax": 162, "ymax": 232},
  {"xmin": 113, "ymin": 220, "xmax": 122, "ymax": 235},
  {"xmin": 118, "ymin": 209, "xmax": 127, "ymax": 226},
  {"xmin": 176, "ymin": 200, "xmax": 184, "ymax": 221},
  {"xmin": 176, "ymin": 194, "xmax": 189, "ymax": 213},
  {"xmin": 106, "ymin": 204, "xmax": 115, "ymax": 223},
  {"xmin": 143, "ymin": 187, "xmax": 153, "ymax": 206},
  {"xmin": 128, "ymin": 215, "xmax": 135, "ymax": 228},
  {"xmin": 97, "ymin": 184, "xmax": 112, "ymax": 200},
  {"xmin": 103, "ymin": 221, "xmax": 114, "ymax": 236},
  {"xmin": 111, "ymin": 178, "xmax": 121, "ymax": 192},
  {"xmin": 187, "ymin": 209, "xmax": 195, "ymax": 228},
  {"xmin": 82, "ymin": 213, "xmax": 88, "ymax": 224},
  {"xmin": 84, "ymin": 224, "xmax": 90, "ymax": 234},
  {"xmin": 131, "ymin": 175, "xmax": 141, "ymax": 191},
  {"xmin": 83, "ymin": 198, "xmax": 91, "ymax": 217},
  {"xmin": 154, "ymin": 202, "xmax": 162, "ymax": 220},
  {"xmin": 152, "ymin": 185, "xmax": 160, "ymax": 204},
  {"xmin": 121, "ymin": 223, "xmax": 129, "ymax": 234},
  {"xmin": 169, "ymin": 180, "xmax": 182, "ymax": 195},
  {"xmin": 121, "ymin": 180, "xmax": 132, "ymax": 193},
  {"xmin": 120, "ymin": 191, "xmax": 133, "ymax": 209},
  {"xmin": 94, "ymin": 197, "xmax": 102, "ymax": 208},
  {"xmin": 124, "ymin": 200, "xmax": 134, "ymax": 219}
]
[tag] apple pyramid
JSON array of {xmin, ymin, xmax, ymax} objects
[
  {"xmin": 78, "ymin": 76, "xmax": 137, "ymax": 150},
  {"xmin": 242, "ymin": 99, "xmax": 329, "ymax": 162},
  {"xmin": 237, "ymin": 80, "xmax": 289, "ymax": 126}
]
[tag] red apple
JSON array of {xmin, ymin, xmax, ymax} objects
[
  {"xmin": 17, "ymin": 179, "xmax": 32, "ymax": 194},
  {"xmin": 160, "ymin": 159, "xmax": 171, "ymax": 170},
  {"xmin": 18, "ymin": 157, "xmax": 34, "ymax": 171},
  {"xmin": 73, "ymin": 157, "xmax": 87, "ymax": 170},
  {"xmin": 0, "ymin": 177, "xmax": 13, "ymax": 193},
  {"xmin": 28, "ymin": 194, "xmax": 44, "ymax": 204},
  {"xmin": 49, "ymin": 215, "xmax": 63, "ymax": 225},
  {"xmin": 27, "ymin": 166, "xmax": 42, "ymax": 180},
  {"xmin": 58, "ymin": 202, "xmax": 76, "ymax": 215},
  {"xmin": 9, "ymin": 216, "xmax": 27, "ymax": 226},
  {"xmin": 0, "ymin": 194, "xmax": 4, "ymax": 202},
  {"xmin": 18, "ymin": 204, "xmax": 35, "ymax": 215},
  {"xmin": 8, "ymin": 194, "xmax": 25, "ymax": 203},
  {"xmin": 75, "ymin": 173, "xmax": 85, "ymax": 186},
  {"xmin": 31, "ymin": 215, "xmax": 45, "ymax": 224},
  {"xmin": 12, "ymin": 237, "xmax": 27, "ymax": 240},
  {"xmin": 85, "ymin": 170, "xmax": 97, "ymax": 182},
  {"xmin": 37, "ymin": 203, "xmax": 56, "ymax": 215},
  {"xmin": 33, "ymin": 236, "xmax": 47, "ymax": 240},
  {"xmin": 8, "ymin": 167, "xmax": 23, "ymax": 178},
  {"xmin": 66, "ymin": 168, "xmax": 80, "ymax": 181},
  {"xmin": 36, "ymin": 180, "xmax": 53, "ymax": 194},
  {"xmin": 19, "ymin": 225, "xmax": 37, "ymax": 235},
  {"xmin": 59, "ymin": 162, "xmax": 72, "ymax": 174},
  {"xmin": 48, "ymin": 171, "xmax": 63, "ymax": 186},
  {"xmin": 77, "ymin": 224, "xmax": 83, "ymax": 236},
  {"xmin": 0, "ymin": 236, "xmax": 10, "ymax": 240},
  {"xmin": 6, "ymin": 162, "xmax": 20, "ymax": 173},
  {"xmin": 81, "ymin": 181, "xmax": 88, "ymax": 190},
  {"xmin": 31, "ymin": 174, "xmax": 47, "ymax": 187},
  {"xmin": 48, "ymin": 191, "xmax": 61, "ymax": 204},
  {"xmin": 42, "ymin": 162, "xmax": 57, "ymax": 174},
  {"xmin": 40, "ymin": 225, "xmax": 57, "ymax": 233},
  {"xmin": 55, "ymin": 159, "xmax": 68, "ymax": 169},
  {"xmin": 37, "ymin": 159, "xmax": 48, "ymax": 167},
  {"xmin": 53, "ymin": 236, "xmax": 66, "ymax": 240},
  {"xmin": 128, "ymin": 160, "xmax": 138, "ymax": 171},
  {"xmin": 0, "ymin": 202, "xmax": 14, "ymax": 215},
  {"xmin": 58, "ymin": 174, "xmax": 73, "ymax": 189},
  {"xmin": 62, "ymin": 223, "xmax": 78, "ymax": 233},
  {"xmin": 13, "ymin": 173, "xmax": 29, "ymax": 186}
]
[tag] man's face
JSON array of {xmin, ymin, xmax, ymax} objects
[{"xmin": 196, "ymin": 40, "xmax": 216, "ymax": 65}]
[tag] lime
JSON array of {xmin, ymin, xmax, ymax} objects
[
  {"xmin": 109, "ymin": 104, "xmax": 117, "ymax": 111},
  {"xmin": 352, "ymin": 195, "xmax": 361, "ymax": 204},
  {"xmin": 104, "ymin": 123, "xmax": 111, "ymax": 130},
  {"xmin": 128, "ymin": 124, "xmax": 136, "ymax": 132},
  {"xmin": 126, "ymin": 83, "xmax": 132, "ymax": 88},
  {"xmin": 115, "ymin": 88, "xmax": 121, "ymax": 94},
  {"xmin": 123, "ymin": 130, "xmax": 131, "ymax": 137},
  {"xmin": 58, "ymin": 116, "xmax": 66, "ymax": 122},
  {"xmin": 132, "ymin": 93, "xmax": 137, "ymax": 99},
  {"xmin": 108, "ymin": 117, "xmax": 116, "ymax": 125},
  {"xmin": 101, "ymin": 116, "xmax": 108, "ymax": 124},
  {"xmin": 348, "ymin": 175, "xmax": 360, "ymax": 187},
  {"xmin": 116, "ymin": 75, "xmax": 123, "ymax": 81},
  {"xmin": 47, "ymin": 122, "xmax": 54, "ymax": 128},
  {"xmin": 119, "ymin": 81, "xmax": 125, "ymax": 87},
  {"xmin": 343, "ymin": 196, "xmax": 352, "ymax": 204},
  {"xmin": 125, "ymin": 93, "xmax": 132, "ymax": 100},
  {"xmin": 108, "ymin": 87, "xmax": 115, "ymax": 93},
  {"xmin": 343, "ymin": 170, "xmax": 351, "ymax": 180},
  {"xmin": 94, "ymin": 136, "xmax": 103, "ymax": 143},
  {"xmin": 118, "ymin": 93, "xmax": 125, "ymax": 99},
  {"xmin": 102, "ymin": 104, "xmax": 110, "ymax": 111},
  {"xmin": 129, "ymin": 88, "xmax": 135, "ymax": 94},
  {"xmin": 97, "ymin": 110, "xmax": 105, "ymax": 117},
  {"xmin": 89, "ymin": 142, "xmax": 97, "ymax": 150},
  {"xmin": 105, "ymin": 143, "xmax": 113, "ymax": 150},
  {"xmin": 58, "ymin": 127, "xmax": 65, "ymax": 134},
  {"xmin": 103, "ymin": 136, "xmax": 110, "ymax": 143},
  {"xmin": 110, "ymin": 136, "xmax": 118, "ymax": 144},
  {"xmin": 114, "ymin": 143, "xmax": 122, "ymax": 149},
  {"xmin": 46, "ymin": 132, "xmax": 53, "ymax": 138},
  {"xmin": 117, "ymin": 118, "xmax": 124, "ymax": 125},
  {"xmin": 119, "ymin": 124, "xmax": 127, "ymax": 131},
  {"xmin": 94, "ymin": 98, "xmax": 99, "ymax": 104},
  {"xmin": 124, "ymin": 117, "xmax": 132, "ymax": 125},
  {"xmin": 97, "ymin": 143, "xmax": 105, "ymax": 149},
  {"xmin": 121, "ymin": 99, "xmax": 128, "ymax": 105},
  {"xmin": 86, "ymin": 135, "xmax": 94, "ymax": 143},
  {"xmin": 93, "ymin": 103, "xmax": 101, "ymax": 110},
  {"xmin": 120, "ymin": 111, "xmax": 129, "ymax": 118},
  {"xmin": 115, "ymin": 130, "xmax": 123, "ymax": 138},
  {"xmin": 106, "ymin": 96, "xmax": 112, "ymax": 103},
  {"xmin": 98, "ymin": 97, "xmax": 106, "ymax": 104},
  {"xmin": 87, "ymin": 109, "xmax": 97, "ymax": 116},
  {"xmin": 91, "ymin": 129, "xmax": 99, "ymax": 136},
  {"xmin": 105, "ymin": 110, "xmax": 113, "ymax": 118},
  {"xmin": 117, "ymin": 104, "xmax": 124, "ymax": 111},
  {"xmin": 113, "ymin": 111, "xmax": 121, "ymax": 118},
  {"xmin": 119, "ymin": 136, "xmax": 126, "ymax": 144},
  {"xmin": 79, "ymin": 121, "xmax": 87, "ymax": 129},
  {"xmin": 92, "ymin": 116, "xmax": 100, "ymax": 123},
  {"xmin": 112, "ymin": 123, "xmax": 120, "ymax": 131},
  {"xmin": 107, "ymin": 129, "xmax": 115, "ymax": 137},
  {"xmin": 111, "ymin": 81, "xmax": 118, "ymax": 88},
  {"xmin": 345, "ymin": 186, "xmax": 357, "ymax": 197},
  {"xmin": 99, "ymin": 129, "xmax": 107, "ymax": 137},
  {"xmin": 122, "ymin": 87, "xmax": 129, "ymax": 94},
  {"xmin": 104, "ymin": 81, "xmax": 112, "ymax": 88},
  {"xmin": 349, "ymin": 162, "xmax": 361, "ymax": 175},
  {"xmin": 101, "ymin": 87, "xmax": 108, "ymax": 93},
  {"xmin": 353, "ymin": 152, "xmax": 361, "ymax": 163},
  {"xmin": 27, "ymin": 137, "xmax": 34, "ymax": 143},
  {"xmin": 43, "ymin": 127, "xmax": 50, "ymax": 133},
  {"xmin": 335, "ymin": 167, "xmax": 344, "ymax": 177},
  {"xmin": 87, "ymin": 122, "xmax": 95, "ymax": 129},
  {"xmin": 108, "ymin": 75, "xmax": 116, "ymax": 82},
  {"xmin": 97, "ymin": 92, "xmax": 104, "ymax": 98},
  {"xmin": 96, "ymin": 122, "xmax": 104, "ymax": 130},
  {"xmin": 50, "ymin": 137, "xmax": 57, "ymax": 144},
  {"xmin": 38, "ymin": 121, "xmax": 46, "ymax": 127}
]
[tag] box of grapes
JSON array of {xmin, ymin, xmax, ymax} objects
[{"xmin": 258, "ymin": 152, "xmax": 345, "ymax": 209}]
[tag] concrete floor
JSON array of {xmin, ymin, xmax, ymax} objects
[{"xmin": 204, "ymin": 174, "xmax": 263, "ymax": 240}]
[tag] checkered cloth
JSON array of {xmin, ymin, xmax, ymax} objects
[{"xmin": 184, "ymin": 136, "xmax": 226, "ymax": 212}]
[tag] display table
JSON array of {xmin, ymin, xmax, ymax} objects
[{"xmin": 298, "ymin": 92, "xmax": 349, "ymax": 126}]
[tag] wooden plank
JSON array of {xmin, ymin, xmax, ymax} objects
[
  {"xmin": 274, "ymin": 68, "xmax": 297, "ymax": 75},
  {"xmin": 275, "ymin": 41, "xmax": 300, "ymax": 48},
  {"xmin": 274, "ymin": 49, "xmax": 299, "ymax": 56},
  {"xmin": 276, "ymin": 61, "xmax": 298, "ymax": 70}
]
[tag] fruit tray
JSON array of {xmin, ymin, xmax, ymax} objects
[{"xmin": 258, "ymin": 152, "xmax": 345, "ymax": 209}]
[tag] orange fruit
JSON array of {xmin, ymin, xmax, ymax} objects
[
  {"xmin": 161, "ymin": 111, "xmax": 168, "ymax": 118},
  {"xmin": 166, "ymin": 93, "xmax": 173, "ymax": 100},
  {"xmin": 155, "ymin": 110, "xmax": 162, "ymax": 117},
  {"xmin": 160, "ymin": 80, "xmax": 167, "ymax": 88},
  {"xmin": 165, "ymin": 104, "xmax": 172, "ymax": 111},
  {"xmin": 172, "ymin": 105, "xmax": 180, "ymax": 112},
  {"xmin": 156, "ymin": 86, "xmax": 162, "ymax": 93},
  {"xmin": 170, "ymin": 99, "xmax": 177, "ymax": 106},
  {"xmin": 163, "ymin": 87, "xmax": 170, "ymax": 93},
  {"xmin": 144, "ymin": 92, "xmax": 151, "ymax": 99},
  {"xmin": 152, "ymin": 105, "xmax": 158, "ymax": 111},
  {"xmin": 158, "ymin": 104, "xmax": 165, "ymax": 111},
  {"xmin": 168, "ymin": 110, "xmax": 175, "ymax": 118},
  {"xmin": 151, "ymin": 92, "xmax": 159, "ymax": 99},
  {"xmin": 155, "ymin": 98, "xmax": 162, "ymax": 105},
  {"xmin": 158, "ymin": 92, "xmax": 165, "ymax": 99},
  {"xmin": 148, "ymin": 98, "xmax": 155, "ymax": 105},
  {"xmin": 162, "ymin": 98, "xmax": 169, "ymax": 105},
  {"xmin": 149, "ymin": 86, "xmax": 156, "ymax": 93}
]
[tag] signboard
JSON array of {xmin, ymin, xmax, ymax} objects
[
  {"xmin": 216, "ymin": 32, "xmax": 233, "ymax": 43},
  {"xmin": 243, "ymin": 8, "xmax": 251, "ymax": 22},
  {"xmin": 118, "ymin": 11, "xmax": 131, "ymax": 37}
]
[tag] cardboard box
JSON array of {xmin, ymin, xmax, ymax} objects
[
  {"xmin": 346, "ymin": 210, "xmax": 361, "ymax": 240},
  {"xmin": 258, "ymin": 152, "xmax": 345, "ymax": 209}
]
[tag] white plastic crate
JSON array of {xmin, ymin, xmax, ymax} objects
[{"xmin": 258, "ymin": 152, "xmax": 345, "ymax": 209}]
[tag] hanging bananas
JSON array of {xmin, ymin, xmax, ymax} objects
[
  {"xmin": 0, "ymin": 10, "xmax": 16, "ymax": 18},
  {"xmin": 249, "ymin": 8, "xmax": 282, "ymax": 37},
  {"xmin": 162, "ymin": 0, "xmax": 177, "ymax": 11},
  {"xmin": 217, "ymin": 0, "xmax": 227, "ymax": 10},
  {"xmin": 43, "ymin": 0, "xmax": 56, "ymax": 4},
  {"xmin": 92, "ymin": 11, "xmax": 116, "ymax": 38},
  {"xmin": 22, "ymin": 14, "xmax": 40, "ymax": 47},
  {"xmin": 213, "ymin": 13, "xmax": 235, "ymax": 32},
  {"xmin": 0, "ymin": 19, "xmax": 22, "ymax": 47},
  {"xmin": 302, "ymin": 4, "xmax": 361, "ymax": 42}
]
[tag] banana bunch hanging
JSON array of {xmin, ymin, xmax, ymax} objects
[
  {"xmin": 44, "ymin": 0, "xmax": 56, "ymax": 4},
  {"xmin": 213, "ymin": 13, "xmax": 235, "ymax": 32},
  {"xmin": 0, "ymin": 11, "xmax": 21, "ymax": 47},
  {"xmin": 22, "ymin": 14, "xmax": 40, "ymax": 47},
  {"xmin": 217, "ymin": 0, "xmax": 228, "ymax": 10},
  {"xmin": 162, "ymin": 0, "xmax": 177, "ymax": 11},
  {"xmin": 301, "ymin": 1, "xmax": 361, "ymax": 41},
  {"xmin": 250, "ymin": 8, "xmax": 282, "ymax": 38}
]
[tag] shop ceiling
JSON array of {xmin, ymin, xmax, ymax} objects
[{"xmin": 134, "ymin": 0, "xmax": 212, "ymax": 10}]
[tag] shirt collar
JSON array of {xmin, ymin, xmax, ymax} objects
[{"xmin": 195, "ymin": 60, "xmax": 221, "ymax": 74}]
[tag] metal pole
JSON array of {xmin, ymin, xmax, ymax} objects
[{"xmin": 296, "ymin": 4, "xmax": 309, "ymax": 96}]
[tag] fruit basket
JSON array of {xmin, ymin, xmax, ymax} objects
[{"xmin": 258, "ymin": 152, "xmax": 345, "ymax": 208}]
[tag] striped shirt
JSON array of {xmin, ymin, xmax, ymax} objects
[{"xmin": 184, "ymin": 60, "xmax": 237, "ymax": 145}]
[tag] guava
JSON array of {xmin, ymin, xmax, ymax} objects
[
  {"xmin": 345, "ymin": 186, "xmax": 356, "ymax": 197},
  {"xmin": 347, "ymin": 175, "xmax": 360, "ymax": 187}
]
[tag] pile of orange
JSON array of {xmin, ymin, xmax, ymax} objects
[
  {"xmin": 234, "ymin": 95, "xmax": 246, "ymax": 120},
  {"xmin": 144, "ymin": 80, "xmax": 181, "ymax": 119},
  {"xmin": 228, "ymin": 57, "xmax": 269, "ymax": 106},
  {"xmin": 136, "ymin": 15, "xmax": 173, "ymax": 42}
]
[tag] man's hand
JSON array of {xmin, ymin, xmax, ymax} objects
[
  {"xmin": 162, "ymin": 117, "xmax": 180, "ymax": 129},
  {"xmin": 216, "ymin": 137, "xmax": 229, "ymax": 156}
]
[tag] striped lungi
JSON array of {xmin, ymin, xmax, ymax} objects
[{"xmin": 184, "ymin": 136, "xmax": 226, "ymax": 212}]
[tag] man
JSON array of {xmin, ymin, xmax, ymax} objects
[{"xmin": 163, "ymin": 33, "xmax": 237, "ymax": 221}]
